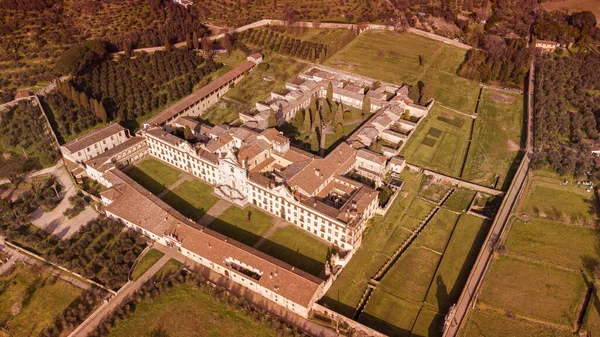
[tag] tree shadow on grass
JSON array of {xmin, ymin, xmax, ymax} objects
[{"xmin": 161, "ymin": 190, "xmax": 206, "ymax": 222}]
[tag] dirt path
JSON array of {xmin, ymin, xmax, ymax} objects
[{"xmin": 196, "ymin": 199, "xmax": 231, "ymax": 227}]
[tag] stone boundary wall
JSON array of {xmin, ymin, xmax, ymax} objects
[
  {"xmin": 312, "ymin": 303, "xmax": 388, "ymax": 337},
  {"xmin": 423, "ymin": 169, "xmax": 504, "ymax": 196}
]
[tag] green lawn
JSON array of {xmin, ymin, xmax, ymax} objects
[
  {"xmin": 320, "ymin": 170, "xmax": 424, "ymax": 317},
  {"xmin": 462, "ymin": 89, "xmax": 524, "ymax": 190},
  {"xmin": 520, "ymin": 178, "xmax": 599, "ymax": 226},
  {"xmin": 411, "ymin": 308, "xmax": 444, "ymax": 337},
  {"xmin": 478, "ymin": 255, "xmax": 586, "ymax": 326},
  {"xmin": 207, "ymin": 205, "xmax": 274, "ymax": 247},
  {"xmin": 463, "ymin": 309, "xmax": 573, "ymax": 337},
  {"xmin": 125, "ymin": 158, "xmax": 182, "ymax": 194},
  {"xmin": 257, "ymin": 226, "xmax": 330, "ymax": 277},
  {"xmin": 359, "ymin": 289, "xmax": 421, "ymax": 337},
  {"xmin": 107, "ymin": 283, "xmax": 276, "ymax": 337},
  {"xmin": 161, "ymin": 179, "xmax": 220, "ymax": 221},
  {"xmin": 404, "ymin": 197, "xmax": 437, "ymax": 221},
  {"xmin": 132, "ymin": 249, "xmax": 165, "ymax": 281},
  {"xmin": 424, "ymin": 215, "xmax": 490, "ymax": 314},
  {"xmin": 266, "ymin": 27, "xmax": 350, "ymax": 44},
  {"xmin": 378, "ymin": 246, "xmax": 441, "ymax": 303},
  {"xmin": 418, "ymin": 178, "xmax": 452, "ymax": 203},
  {"xmin": 413, "ymin": 208, "xmax": 460, "ymax": 253},
  {"xmin": 0, "ymin": 264, "xmax": 82, "ymax": 337},
  {"xmin": 152, "ymin": 259, "xmax": 183, "ymax": 281},
  {"xmin": 324, "ymin": 30, "xmax": 480, "ymax": 112},
  {"xmin": 443, "ymin": 188, "xmax": 476, "ymax": 212},
  {"xmin": 400, "ymin": 105, "xmax": 472, "ymax": 177},
  {"xmin": 506, "ymin": 218, "xmax": 599, "ymax": 269}
]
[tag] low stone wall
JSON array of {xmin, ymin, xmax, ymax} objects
[{"xmin": 311, "ymin": 303, "xmax": 388, "ymax": 337}]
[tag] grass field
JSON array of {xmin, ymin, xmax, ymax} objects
[
  {"xmin": 161, "ymin": 179, "xmax": 220, "ymax": 221},
  {"xmin": 424, "ymin": 215, "xmax": 490, "ymax": 313},
  {"xmin": 478, "ymin": 255, "xmax": 586, "ymax": 326},
  {"xmin": 378, "ymin": 246, "xmax": 442, "ymax": 303},
  {"xmin": 152, "ymin": 259, "xmax": 183, "ymax": 281},
  {"xmin": 400, "ymin": 105, "xmax": 472, "ymax": 177},
  {"xmin": 462, "ymin": 89, "xmax": 524, "ymax": 189},
  {"xmin": 321, "ymin": 171, "xmax": 425, "ymax": 316},
  {"xmin": 443, "ymin": 188, "xmax": 476, "ymax": 212},
  {"xmin": 132, "ymin": 249, "xmax": 165, "ymax": 281},
  {"xmin": 404, "ymin": 197, "xmax": 437, "ymax": 221},
  {"xmin": 506, "ymin": 218, "xmax": 599, "ymax": 269},
  {"xmin": 0, "ymin": 264, "xmax": 82, "ymax": 337},
  {"xmin": 463, "ymin": 309, "xmax": 573, "ymax": 337},
  {"xmin": 413, "ymin": 208, "xmax": 460, "ymax": 253},
  {"xmin": 520, "ymin": 178, "xmax": 598, "ymax": 225},
  {"xmin": 125, "ymin": 158, "xmax": 182, "ymax": 194},
  {"xmin": 324, "ymin": 30, "xmax": 480, "ymax": 113},
  {"xmin": 257, "ymin": 226, "xmax": 330, "ymax": 277},
  {"xmin": 207, "ymin": 205, "xmax": 274, "ymax": 247},
  {"xmin": 107, "ymin": 283, "xmax": 275, "ymax": 337},
  {"xmin": 411, "ymin": 308, "xmax": 444, "ymax": 337},
  {"xmin": 360, "ymin": 290, "xmax": 421, "ymax": 337}
]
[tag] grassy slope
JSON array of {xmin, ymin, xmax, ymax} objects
[
  {"xmin": 462, "ymin": 89, "xmax": 524, "ymax": 189},
  {"xmin": 0, "ymin": 265, "xmax": 81, "ymax": 337}
]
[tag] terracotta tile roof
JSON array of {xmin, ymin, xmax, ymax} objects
[
  {"xmin": 390, "ymin": 156, "xmax": 405, "ymax": 165},
  {"xmin": 85, "ymin": 137, "xmax": 146, "ymax": 171},
  {"xmin": 145, "ymin": 60, "xmax": 257, "ymax": 126},
  {"xmin": 287, "ymin": 143, "xmax": 356, "ymax": 196},
  {"xmin": 356, "ymin": 148, "xmax": 387, "ymax": 165},
  {"xmin": 62, "ymin": 123, "xmax": 125, "ymax": 153},
  {"xmin": 146, "ymin": 128, "xmax": 185, "ymax": 146},
  {"xmin": 104, "ymin": 169, "xmax": 323, "ymax": 307},
  {"xmin": 175, "ymin": 116, "xmax": 202, "ymax": 133},
  {"xmin": 282, "ymin": 147, "xmax": 315, "ymax": 163},
  {"xmin": 205, "ymin": 133, "xmax": 233, "ymax": 152},
  {"xmin": 237, "ymin": 139, "xmax": 270, "ymax": 163},
  {"xmin": 259, "ymin": 128, "xmax": 288, "ymax": 145}
]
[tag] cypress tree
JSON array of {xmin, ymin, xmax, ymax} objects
[
  {"xmin": 303, "ymin": 108, "xmax": 311, "ymax": 133},
  {"xmin": 186, "ymin": 34, "xmax": 193, "ymax": 50},
  {"xmin": 326, "ymin": 81, "xmax": 333, "ymax": 102},
  {"xmin": 164, "ymin": 37, "xmax": 171, "ymax": 53},
  {"xmin": 193, "ymin": 31, "xmax": 200, "ymax": 50},
  {"xmin": 184, "ymin": 125, "xmax": 194, "ymax": 140},
  {"xmin": 362, "ymin": 94, "xmax": 371, "ymax": 115},
  {"xmin": 333, "ymin": 103, "xmax": 344, "ymax": 126},
  {"xmin": 97, "ymin": 101, "xmax": 108, "ymax": 122},
  {"xmin": 312, "ymin": 105, "xmax": 321, "ymax": 131}
]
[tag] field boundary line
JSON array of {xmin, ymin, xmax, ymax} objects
[{"xmin": 475, "ymin": 303, "xmax": 575, "ymax": 331}]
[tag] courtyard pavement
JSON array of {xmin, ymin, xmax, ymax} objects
[{"xmin": 30, "ymin": 163, "xmax": 98, "ymax": 239}]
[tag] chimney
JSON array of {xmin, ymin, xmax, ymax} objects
[{"xmin": 314, "ymin": 168, "xmax": 320, "ymax": 176}]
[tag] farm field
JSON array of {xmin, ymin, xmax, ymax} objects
[
  {"xmin": 542, "ymin": 0, "xmax": 600, "ymax": 25},
  {"xmin": 506, "ymin": 218, "xmax": 598, "ymax": 268},
  {"xmin": 359, "ymin": 290, "xmax": 421, "ymax": 337},
  {"xmin": 124, "ymin": 158, "xmax": 182, "ymax": 194},
  {"xmin": 324, "ymin": 30, "xmax": 480, "ymax": 113},
  {"xmin": 520, "ymin": 178, "xmax": 598, "ymax": 225},
  {"xmin": 462, "ymin": 171, "xmax": 600, "ymax": 336},
  {"xmin": 443, "ymin": 188, "xmax": 476, "ymax": 212},
  {"xmin": 400, "ymin": 105, "xmax": 472, "ymax": 177},
  {"xmin": 0, "ymin": 264, "xmax": 82, "ymax": 337},
  {"xmin": 160, "ymin": 179, "xmax": 220, "ymax": 221},
  {"xmin": 207, "ymin": 205, "xmax": 274, "ymax": 247},
  {"xmin": 257, "ymin": 226, "xmax": 330, "ymax": 277},
  {"xmin": 477, "ymin": 255, "xmax": 585, "ymax": 326},
  {"xmin": 462, "ymin": 89, "xmax": 524, "ymax": 190},
  {"xmin": 463, "ymin": 309, "xmax": 573, "ymax": 337},
  {"xmin": 107, "ymin": 283, "xmax": 276, "ymax": 337}
]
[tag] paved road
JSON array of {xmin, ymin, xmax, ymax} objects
[
  {"xmin": 443, "ymin": 60, "xmax": 535, "ymax": 337},
  {"xmin": 68, "ymin": 253, "xmax": 172, "ymax": 337}
]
